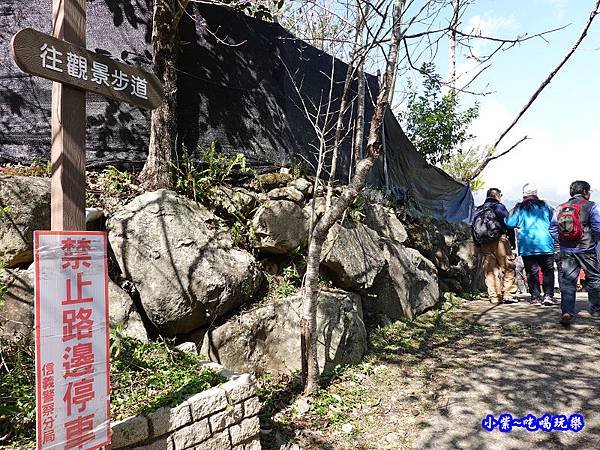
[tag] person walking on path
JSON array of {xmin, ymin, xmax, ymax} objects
[
  {"xmin": 472, "ymin": 188, "xmax": 518, "ymax": 304},
  {"xmin": 505, "ymin": 183, "xmax": 556, "ymax": 306},
  {"xmin": 549, "ymin": 180, "xmax": 600, "ymax": 323}
]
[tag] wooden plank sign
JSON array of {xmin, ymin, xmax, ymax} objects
[{"xmin": 11, "ymin": 27, "xmax": 163, "ymax": 110}]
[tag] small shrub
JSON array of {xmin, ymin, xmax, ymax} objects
[
  {"xmin": 275, "ymin": 277, "xmax": 296, "ymax": 298},
  {"xmin": 0, "ymin": 338, "xmax": 36, "ymax": 448},
  {"xmin": 0, "ymin": 205, "xmax": 12, "ymax": 221},
  {"xmin": 109, "ymin": 331, "xmax": 226, "ymax": 420},
  {"xmin": 98, "ymin": 166, "xmax": 132, "ymax": 196},
  {"xmin": 172, "ymin": 143, "xmax": 249, "ymax": 202},
  {"xmin": 265, "ymin": 258, "xmax": 306, "ymax": 300}
]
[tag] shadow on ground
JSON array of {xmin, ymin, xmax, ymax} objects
[{"xmin": 413, "ymin": 296, "xmax": 600, "ymax": 450}]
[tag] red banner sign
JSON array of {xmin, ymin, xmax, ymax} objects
[{"xmin": 34, "ymin": 231, "xmax": 110, "ymax": 450}]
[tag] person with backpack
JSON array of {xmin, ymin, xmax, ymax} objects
[
  {"xmin": 549, "ymin": 180, "xmax": 600, "ymax": 323},
  {"xmin": 472, "ymin": 187, "xmax": 517, "ymax": 304},
  {"xmin": 505, "ymin": 183, "xmax": 555, "ymax": 306}
]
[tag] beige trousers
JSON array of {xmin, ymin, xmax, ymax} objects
[{"xmin": 479, "ymin": 235, "xmax": 517, "ymax": 301}]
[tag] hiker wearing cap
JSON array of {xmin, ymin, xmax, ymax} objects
[
  {"xmin": 549, "ymin": 180, "xmax": 600, "ymax": 324},
  {"xmin": 472, "ymin": 188, "xmax": 518, "ymax": 304},
  {"xmin": 506, "ymin": 183, "xmax": 556, "ymax": 306}
]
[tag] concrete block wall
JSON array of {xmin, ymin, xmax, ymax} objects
[{"xmin": 107, "ymin": 363, "xmax": 262, "ymax": 450}]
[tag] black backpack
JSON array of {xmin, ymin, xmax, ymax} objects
[{"xmin": 471, "ymin": 205, "xmax": 504, "ymax": 245}]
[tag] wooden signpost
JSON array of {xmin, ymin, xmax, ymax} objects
[{"xmin": 9, "ymin": 1, "xmax": 162, "ymax": 448}]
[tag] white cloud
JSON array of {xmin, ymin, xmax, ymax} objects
[
  {"xmin": 474, "ymin": 98, "xmax": 600, "ymax": 207},
  {"xmin": 466, "ymin": 13, "xmax": 516, "ymax": 40}
]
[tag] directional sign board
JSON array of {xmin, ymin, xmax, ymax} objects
[{"xmin": 11, "ymin": 27, "xmax": 163, "ymax": 110}]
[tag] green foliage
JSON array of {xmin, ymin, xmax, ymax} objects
[
  {"xmin": 109, "ymin": 331, "xmax": 226, "ymax": 420},
  {"xmin": 0, "ymin": 338, "xmax": 35, "ymax": 448},
  {"xmin": 172, "ymin": 143, "xmax": 248, "ymax": 202},
  {"xmin": 310, "ymin": 363, "xmax": 375, "ymax": 431},
  {"xmin": 31, "ymin": 157, "xmax": 52, "ymax": 177},
  {"xmin": 172, "ymin": 143, "xmax": 258, "ymax": 249},
  {"xmin": 275, "ymin": 277, "xmax": 295, "ymax": 298},
  {"xmin": 0, "ymin": 332, "xmax": 225, "ymax": 448},
  {"xmin": 85, "ymin": 167, "xmax": 137, "ymax": 213},
  {"xmin": 440, "ymin": 145, "xmax": 494, "ymax": 191},
  {"xmin": 368, "ymin": 297, "xmax": 483, "ymax": 357},
  {"xmin": 271, "ymin": 259, "xmax": 305, "ymax": 298},
  {"xmin": 289, "ymin": 161, "xmax": 304, "ymax": 179},
  {"xmin": 0, "ymin": 205, "xmax": 11, "ymax": 221},
  {"xmin": 0, "ymin": 158, "xmax": 51, "ymax": 178},
  {"xmin": 456, "ymin": 291, "xmax": 485, "ymax": 301},
  {"xmin": 404, "ymin": 63, "xmax": 479, "ymax": 166},
  {"xmin": 98, "ymin": 166, "xmax": 132, "ymax": 196},
  {"xmin": 231, "ymin": 219, "xmax": 258, "ymax": 248}
]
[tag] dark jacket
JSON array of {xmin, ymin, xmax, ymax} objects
[{"xmin": 480, "ymin": 197, "xmax": 514, "ymax": 245}]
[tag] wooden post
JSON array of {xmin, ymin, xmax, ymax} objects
[{"xmin": 51, "ymin": 0, "xmax": 86, "ymax": 231}]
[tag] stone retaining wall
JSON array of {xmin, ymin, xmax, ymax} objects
[{"xmin": 108, "ymin": 363, "xmax": 262, "ymax": 450}]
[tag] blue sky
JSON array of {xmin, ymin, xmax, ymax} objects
[{"xmin": 411, "ymin": 0, "xmax": 600, "ymax": 208}]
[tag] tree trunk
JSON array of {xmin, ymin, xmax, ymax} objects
[
  {"xmin": 301, "ymin": 0, "xmax": 406, "ymax": 394},
  {"xmin": 350, "ymin": 63, "xmax": 366, "ymax": 181},
  {"xmin": 325, "ymin": 0, "xmax": 366, "ymax": 210},
  {"xmin": 139, "ymin": 0, "xmax": 180, "ymax": 190},
  {"xmin": 449, "ymin": 0, "xmax": 459, "ymax": 89}
]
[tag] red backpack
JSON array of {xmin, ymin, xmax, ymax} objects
[{"xmin": 557, "ymin": 200, "xmax": 587, "ymax": 241}]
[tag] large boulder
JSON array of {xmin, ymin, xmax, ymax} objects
[
  {"xmin": 403, "ymin": 215, "xmax": 483, "ymax": 293},
  {"xmin": 107, "ymin": 190, "xmax": 262, "ymax": 336},
  {"xmin": 321, "ymin": 222, "xmax": 386, "ymax": 289},
  {"xmin": 0, "ymin": 268, "xmax": 34, "ymax": 343},
  {"xmin": 0, "ymin": 176, "xmax": 50, "ymax": 266},
  {"xmin": 251, "ymin": 200, "xmax": 310, "ymax": 254},
  {"xmin": 288, "ymin": 177, "xmax": 312, "ymax": 195},
  {"xmin": 198, "ymin": 289, "xmax": 366, "ymax": 375},
  {"xmin": 267, "ymin": 186, "xmax": 305, "ymax": 204},
  {"xmin": 108, "ymin": 282, "xmax": 149, "ymax": 343},
  {"xmin": 367, "ymin": 240, "xmax": 440, "ymax": 321},
  {"xmin": 0, "ymin": 268, "xmax": 149, "ymax": 343},
  {"xmin": 303, "ymin": 196, "xmax": 326, "ymax": 220},
  {"xmin": 209, "ymin": 186, "xmax": 257, "ymax": 219},
  {"xmin": 362, "ymin": 203, "xmax": 407, "ymax": 244}
]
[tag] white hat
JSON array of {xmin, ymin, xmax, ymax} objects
[{"xmin": 523, "ymin": 182, "xmax": 537, "ymax": 196}]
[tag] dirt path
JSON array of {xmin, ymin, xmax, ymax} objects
[
  {"xmin": 413, "ymin": 295, "xmax": 600, "ymax": 450},
  {"xmin": 262, "ymin": 295, "xmax": 600, "ymax": 450}
]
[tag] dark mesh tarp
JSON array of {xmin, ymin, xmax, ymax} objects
[
  {"xmin": 176, "ymin": 4, "xmax": 381, "ymax": 174},
  {"xmin": 0, "ymin": 0, "xmax": 153, "ymax": 168},
  {"xmin": 370, "ymin": 109, "xmax": 474, "ymax": 222},
  {"xmin": 0, "ymin": 1, "xmax": 378, "ymax": 173},
  {"xmin": 0, "ymin": 1, "xmax": 472, "ymax": 221}
]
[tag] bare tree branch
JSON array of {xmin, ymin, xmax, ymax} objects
[{"xmin": 468, "ymin": 0, "xmax": 600, "ymax": 180}]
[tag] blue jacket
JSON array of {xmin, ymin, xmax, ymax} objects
[
  {"xmin": 549, "ymin": 195, "xmax": 600, "ymax": 253},
  {"xmin": 505, "ymin": 200, "xmax": 554, "ymax": 256}
]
